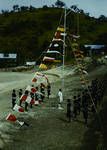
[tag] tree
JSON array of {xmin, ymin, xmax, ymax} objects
[
  {"xmin": 71, "ymin": 5, "xmax": 78, "ymax": 11},
  {"xmin": 1, "ymin": 10, "xmax": 9, "ymax": 16},
  {"xmin": 29, "ymin": 5, "xmax": 36, "ymax": 12},
  {"xmin": 20, "ymin": 6, "xmax": 29, "ymax": 12},
  {"xmin": 55, "ymin": 0, "xmax": 65, "ymax": 8},
  {"xmin": 95, "ymin": 33, "xmax": 107, "ymax": 44},
  {"xmin": 43, "ymin": 5, "xmax": 48, "ymax": 9},
  {"xmin": 98, "ymin": 15, "xmax": 107, "ymax": 22},
  {"xmin": 13, "ymin": 5, "xmax": 19, "ymax": 12},
  {"xmin": 51, "ymin": 4, "xmax": 55, "ymax": 8}
]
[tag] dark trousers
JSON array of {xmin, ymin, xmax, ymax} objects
[
  {"xmin": 12, "ymin": 99, "xmax": 16, "ymax": 109},
  {"xmin": 25, "ymin": 102, "xmax": 28, "ymax": 111}
]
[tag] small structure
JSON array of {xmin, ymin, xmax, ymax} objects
[
  {"xmin": 26, "ymin": 61, "xmax": 36, "ymax": 66},
  {"xmin": 0, "ymin": 53, "xmax": 17, "ymax": 67},
  {"xmin": 84, "ymin": 45, "xmax": 106, "ymax": 56}
]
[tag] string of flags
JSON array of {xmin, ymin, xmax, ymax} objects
[
  {"xmin": 13, "ymin": 104, "xmax": 24, "ymax": 112},
  {"xmin": 69, "ymin": 36, "xmax": 101, "ymax": 118},
  {"xmin": 71, "ymin": 38, "xmax": 89, "ymax": 85},
  {"xmin": 39, "ymin": 26, "xmax": 66, "ymax": 70},
  {"xmin": 6, "ymin": 72, "xmax": 49, "ymax": 126}
]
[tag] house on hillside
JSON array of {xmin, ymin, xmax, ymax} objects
[
  {"xmin": 84, "ymin": 45, "xmax": 106, "ymax": 56},
  {"xmin": 0, "ymin": 53, "xmax": 17, "ymax": 67}
]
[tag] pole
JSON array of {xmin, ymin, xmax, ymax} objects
[{"xmin": 62, "ymin": 6, "xmax": 66, "ymax": 92}]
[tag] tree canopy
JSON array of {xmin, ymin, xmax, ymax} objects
[{"xmin": 0, "ymin": 6, "xmax": 107, "ymax": 64}]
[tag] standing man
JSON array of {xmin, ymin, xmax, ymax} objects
[
  {"xmin": 82, "ymin": 106, "xmax": 88, "ymax": 125},
  {"xmin": 19, "ymin": 89, "xmax": 23, "ymax": 106},
  {"xmin": 19, "ymin": 89, "xmax": 23, "ymax": 98},
  {"xmin": 30, "ymin": 91, "xmax": 34, "ymax": 108},
  {"xmin": 12, "ymin": 89, "xmax": 16, "ymax": 109},
  {"xmin": 24, "ymin": 90, "xmax": 29, "ymax": 111},
  {"xmin": 47, "ymin": 83, "xmax": 51, "ymax": 99},
  {"xmin": 58, "ymin": 89, "xmax": 63, "ymax": 109},
  {"xmin": 66, "ymin": 99, "xmax": 73, "ymax": 122},
  {"xmin": 40, "ymin": 83, "xmax": 45, "ymax": 102},
  {"xmin": 73, "ymin": 96, "xmax": 78, "ymax": 119}
]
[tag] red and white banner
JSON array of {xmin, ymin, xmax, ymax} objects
[
  {"xmin": 25, "ymin": 96, "xmax": 35, "ymax": 104},
  {"xmin": 6, "ymin": 113, "xmax": 17, "ymax": 122},
  {"xmin": 31, "ymin": 72, "xmax": 49, "ymax": 84},
  {"xmin": 6, "ymin": 113, "xmax": 25, "ymax": 126},
  {"xmin": 13, "ymin": 104, "xmax": 24, "ymax": 112},
  {"xmin": 26, "ymin": 85, "xmax": 37, "ymax": 93},
  {"xmin": 20, "ymin": 94, "xmax": 28, "ymax": 102}
]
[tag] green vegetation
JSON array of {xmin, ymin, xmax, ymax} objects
[{"xmin": 0, "ymin": 5, "xmax": 107, "ymax": 64}]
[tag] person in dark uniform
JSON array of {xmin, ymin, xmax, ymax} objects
[
  {"xmin": 82, "ymin": 90, "xmax": 89, "ymax": 108},
  {"xmin": 19, "ymin": 89, "xmax": 23, "ymax": 98},
  {"xmin": 73, "ymin": 96, "xmax": 78, "ymax": 118},
  {"xmin": 77, "ymin": 94, "xmax": 81, "ymax": 115},
  {"xmin": 66, "ymin": 99, "xmax": 73, "ymax": 122},
  {"xmin": 30, "ymin": 91, "xmax": 34, "ymax": 108},
  {"xmin": 81, "ymin": 90, "xmax": 89, "ymax": 125},
  {"xmin": 12, "ymin": 89, "xmax": 16, "ymax": 109},
  {"xmin": 82, "ymin": 106, "xmax": 88, "ymax": 125},
  {"xmin": 40, "ymin": 83, "xmax": 45, "ymax": 102},
  {"xmin": 24, "ymin": 90, "xmax": 29, "ymax": 111},
  {"xmin": 19, "ymin": 89, "xmax": 23, "ymax": 106},
  {"xmin": 47, "ymin": 83, "xmax": 51, "ymax": 99}
]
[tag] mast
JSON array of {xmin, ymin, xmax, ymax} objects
[{"xmin": 62, "ymin": 6, "xmax": 66, "ymax": 92}]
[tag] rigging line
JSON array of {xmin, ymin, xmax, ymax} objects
[
  {"xmin": 67, "ymin": 36, "xmax": 105, "ymax": 136},
  {"xmin": 39, "ymin": 8, "xmax": 65, "ymax": 55},
  {"xmin": 58, "ymin": 9, "xmax": 64, "ymax": 26},
  {"xmin": 36, "ymin": 9, "xmax": 64, "ymax": 62},
  {"xmin": 76, "ymin": 12, "xmax": 80, "ymax": 36},
  {"xmin": 67, "ymin": 36, "xmax": 98, "ymax": 113},
  {"xmin": 35, "ymin": 51, "xmax": 46, "ymax": 62}
]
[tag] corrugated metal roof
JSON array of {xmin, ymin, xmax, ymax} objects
[{"xmin": 84, "ymin": 45, "xmax": 105, "ymax": 49}]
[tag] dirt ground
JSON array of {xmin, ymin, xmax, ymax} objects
[{"xmin": 0, "ymin": 64, "xmax": 107, "ymax": 150}]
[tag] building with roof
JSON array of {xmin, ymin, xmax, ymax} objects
[{"xmin": 0, "ymin": 53, "xmax": 17, "ymax": 67}]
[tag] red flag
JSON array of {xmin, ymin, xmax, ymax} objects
[
  {"xmin": 6, "ymin": 113, "xmax": 25, "ymax": 126},
  {"xmin": 26, "ymin": 85, "xmax": 37, "ymax": 93},
  {"xmin": 26, "ymin": 96, "xmax": 35, "ymax": 105},
  {"xmin": 30, "ymin": 99, "xmax": 35, "ymax": 105},
  {"xmin": 13, "ymin": 104, "xmax": 24, "ymax": 112},
  {"xmin": 32, "ymin": 78, "xmax": 37, "ymax": 82},
  {"xmin": 31, "ymin": 87, "xmax": 37, "ymax": 93},
  {"xmin": 20, "ymin": 94, "xmax": 28, "ymax": 102},
  {"xmin": 55, "ymin": 31, "xmax": 61, "ymax": 39},
  {"xmin": 6, "ymin": 113, "xmax": 17, "ymax": 122},
  {"xmin": 25, "ymin": 96, "xmax": 32, "ymax": 104}
]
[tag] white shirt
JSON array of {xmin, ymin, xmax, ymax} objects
[{"xmin": 58, "ymin": 91, "xmax": 63, "ymax": 103}]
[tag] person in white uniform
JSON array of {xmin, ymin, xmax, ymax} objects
[{"xmin": 58, "ymin": 89, "xmax": 63, "ymax": 109}]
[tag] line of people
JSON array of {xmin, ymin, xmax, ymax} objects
[
  {"xmin": 66, "ymin": 78, "xmax": 107, "ymax": 125},
  {"xmin": 11, "ymin": 78, "xmax": 106, "ymax": 126},
  {"xmin": 11, "ymin": 83, "xmax": 51, "ymax": 112}
]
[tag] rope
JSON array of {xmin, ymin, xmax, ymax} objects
[
  {"xmin": 58, "ymin": 9, "xmax": 64, "ymax": 26},
  {"xmin": 67, "ymin": 36, "xmax": 105, "ymax": 136},
  {"xmin": 37, "ymin": 8, "xmax": 65, "ymax": 64}
]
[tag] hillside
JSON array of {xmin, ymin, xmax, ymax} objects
[{"xmin": 0, "ymin": 7, "xmax": 107, "ymax": 64}]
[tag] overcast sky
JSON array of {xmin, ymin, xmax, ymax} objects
[{"xmin": 0, "ymin": 0, "xmax": 107, "ymax": 18}]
